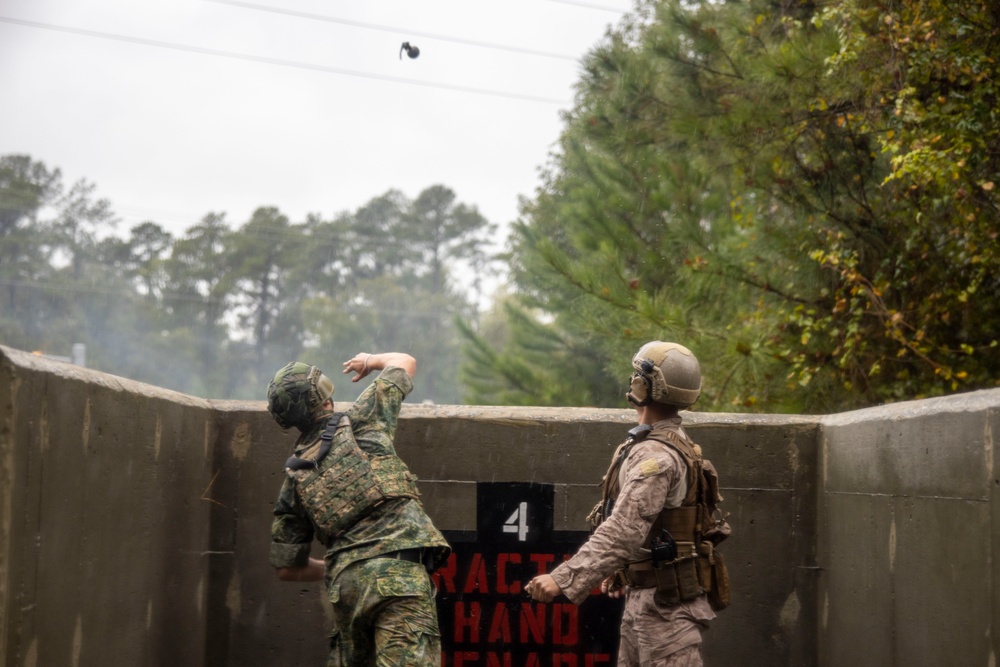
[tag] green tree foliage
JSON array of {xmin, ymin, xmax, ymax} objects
[
  {"xmin": 0, "ymin": 155, "xmax": 63, "ymax": 344},
  {"xmin": 304, "ymin": 187, "xmax": 495, "ymax": 404},
  {"xmin": 464, "ymin": 0, "xmax": 999, "ymax": 412},
  {"xmin": 165, "ymin": 213, "xmax": 236, "ymax": 396},
  {"xmin": 809, "ymin": 0, "xmax": 1000, "ymax": 400},
  {"xmin": 227, "ymin": 206, "xmax": 307, "ymax": 381},
  {"xmin": 0, "ymin": 156, "xmax": 495, "ymax": 404}
]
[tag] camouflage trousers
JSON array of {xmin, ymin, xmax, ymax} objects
[
  {"xmin": 326, "ymin": 555, "xmax": 441, "ymax": 667},
  {"xmin": 616, "ymin": 588, "xmax": 711, "ymax": 667}
]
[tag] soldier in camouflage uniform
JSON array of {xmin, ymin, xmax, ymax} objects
[
  {"xmin": 267, "ymin": 352, "xmax": 450, "ymax": 667},
  {"xmin": 526, "ymin": 342, "xmax": 731, "ymax": 667}
]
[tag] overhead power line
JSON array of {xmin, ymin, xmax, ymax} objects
[
  {"xmin": 544, "ymin": 0, "xmax": 629, "ymax": 13},
  {"xmin": 205, "ymin": 0, "xmax": 581, "ymax": 63},
  {"xmin": 0, "ymin": 15, "xmax": 570, "ymax": 105}
]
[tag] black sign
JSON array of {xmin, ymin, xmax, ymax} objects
[{"xmin": 434, "ymin": 482, "xmax": 623, "ymax": 666}]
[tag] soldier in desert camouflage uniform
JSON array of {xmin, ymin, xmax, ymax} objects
[
  {"xmin": 267, "ymin": 352, "xmax": 450, "ymax": 667},
  {"xmin": 526, "ymin": 341, "xmax": 731, "ymax": 667}
]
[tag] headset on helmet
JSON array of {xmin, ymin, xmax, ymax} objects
[
  {"xmin": 266, "ymin": 361, "xmax": 335, "ymax": 430},
  {"xmin": 626, "ymin": 341, "xmax": 702, "ymax": 408}
]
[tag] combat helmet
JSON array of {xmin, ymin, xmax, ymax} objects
[
  {"xmin": 266, "ymin": 362, "xmax": 335, "ymax": 430},
  {"xmin": 626, "ymin": 341, "xmax": 702, "ymax": 408}
]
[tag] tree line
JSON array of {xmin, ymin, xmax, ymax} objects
[
  {"xmin": 5, "ymin": 0, "xmax": 998, "ymax": 414},
  {"xmin": 461, "ymin": 0, "xmax": 999, "ymax": 413},
  {"xmin": 0, "ymin": 153, "xmax": 496, "ymax": 403}
]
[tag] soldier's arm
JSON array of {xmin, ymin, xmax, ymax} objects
[
  {"xmin": 343, "ymin": 352, "xmax": 416, "ymax": 382},
  {"xmin": 275, "ymin": 558, "xmax": 325, "ymax": 582},
  {"xmin": 270, "ymin": 478, "xmax": 320, "ymax": 581},
  {"xmin": 548, "ymin": 444, "xmax": 677, "ymax": 603}
]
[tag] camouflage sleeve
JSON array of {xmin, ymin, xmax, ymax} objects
[
  {"xmin": 268, "ymin": 477, "xmax": 314, "ymax": 568},
  {"xmin": 348, "ymin": 366, "xmax": 413, "ymax": 455},
  {"xmin": 550, "ymin": 442, "xmax": 684, "ymax": 604}
]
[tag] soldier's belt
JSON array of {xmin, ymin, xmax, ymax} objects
[
  {"xmin": 620, "ymin": 558, "xmax": 691, "ymax": 589},
  {"xmin": 374, "ymin": 547, "xmax": 439, "ymax": 574},
  {"xmin": 380, "ymin": 548, "xmax": 425, "ymax": 564},
  {"xmin": 618, "ymin": 541, "xmax": 700, "ymax": 595}
]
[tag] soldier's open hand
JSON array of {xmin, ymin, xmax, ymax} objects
[{"xmin": 343, "ymin": 353, "xmax": 373, "ymax": 382}]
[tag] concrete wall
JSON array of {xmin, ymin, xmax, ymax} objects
[
  {"xmin": 1, "ymin": 343, "xmax": 998, "ymax": 666},
  {"xmin": 0, "ymin": 346, "xmax": 215, "ymax": 667},
  {"xmin": 818, "ymin": 392, "xmax": 1000, "ymax": 667}
]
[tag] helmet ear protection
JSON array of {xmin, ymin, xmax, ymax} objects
[
  {"xmin": 625, "ymin": 342, "xmax": 702, "ymax": 409},
  {"xmin": 626, "ymin": 360, "xmax": 655, "ymax": 407}
]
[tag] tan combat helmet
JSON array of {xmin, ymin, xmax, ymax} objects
[{"xmin": 626, "ymin": 341, "xmax": 702, "ymax": 408}]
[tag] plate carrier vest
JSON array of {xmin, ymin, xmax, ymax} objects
[
  {"xmin": 284, "ymin": 413, "xmax": 421, "ymax": 543},
  {"xmin": 590, "ymin": 424, "xmax": 732, "ymax": 610}
]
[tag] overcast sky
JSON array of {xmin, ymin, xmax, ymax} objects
[{"xmin": 0, "ymin": 0, "xmax": 631, "ymax": 252}]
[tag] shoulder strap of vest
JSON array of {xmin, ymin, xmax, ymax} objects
[
  {"xmin": 284, "ymin": 412, "xmax": 348, "ymax": 471},
  {"xmin": 645, "ymin": 427, "xmax": 700, "ymax": 463},
  {"xmin": 645, "ymin": 428, "xmax": 701, "ymax": 502},
  {"xmin": 601, "ymin": 424, "xmax": 653, "ymax": 500}
]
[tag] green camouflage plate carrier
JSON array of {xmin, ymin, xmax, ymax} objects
[{"xmin": 286, "ymin": 414, "xmax": 420, "ymax": 540}]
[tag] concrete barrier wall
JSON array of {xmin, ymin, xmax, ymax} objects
[
  {"xmin": 819, "ymin": 393, "xmax": 1000, "ymax": 667},
  {"xmin": 0, "ymin": 346, "xmax": 216, "ymax": 667},
  {"xmin": 2, "ymin": 344, "xmax": 998, "ymax": 666}
]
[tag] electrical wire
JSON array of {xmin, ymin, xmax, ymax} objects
[
  {"xmin": 205, "ymin": 0, "xmax": 581, "ymax": 62},
  {"xmin": 0, "ymin": 15, "xmax": 570, "ymax": 105},
  {"xmin": 544, "ymin": 0, "xmax": 630, "ymax": 13}
]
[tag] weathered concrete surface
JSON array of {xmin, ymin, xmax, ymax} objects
[
  {"xmin": 2, "ymin": 343, "xmax": 999, "ymax": 667},
  {"xmin": 0, "ymin": 346, "xmax": 214, "ymax": 667},
  {"xmin": 819, "ymin": 392, "xmax": 999, "ymax": 667}
]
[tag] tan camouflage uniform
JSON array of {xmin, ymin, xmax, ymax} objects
[
  {"xmin": 270, "ymin": 366, "xmax": 450, "ymax": 667},
  {"xmin": 549, "ymin": 418, "xmax": 715, "ymax": 667}
]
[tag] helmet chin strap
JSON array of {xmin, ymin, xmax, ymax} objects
[{"xmin": 626, "ymin": 393, "xmax": 649, "ymax": 407}]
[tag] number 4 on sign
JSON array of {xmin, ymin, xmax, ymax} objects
[{"xmin": 503, "ymin": 501, "xmax": 529, "ymax": 541}]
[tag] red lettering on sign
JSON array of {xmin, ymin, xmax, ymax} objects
[
  {"xmin": 497, "ymin": 553, "xmax": 521, "ymax": 594},
  {"xmin": 441, "ymin": 547, "xmax": 619, "ymax": 663},
  {"xmin": 438, "ymin": 552, "xmax": 594, "ymax": 597},
  {"xmin": 552, "ymin": 603, "xmax": 579, "ymax": 645},
  {"xmin": 453, "ymin": 601, "xmax": 481, "ymax": 643},
  {"xmin": 487, "ymin": 602, "xmax": 511, "ymax": 642},
  {"xmin": 452, "ymin": 651, "xmax": 479, "ymax": 666},
  {"xmin": 446, "ymin": 651, "xmax": 611, "ymax": 667},
  {"xmin": 520, "ymin": 601, "xmax": 546, "ymax": 644},
  {"xmin": 433, "ymin": 552, "xmax": 458, "ymax": 593},
  {"xmin": 529, "ymin": 553, "xmax": 556, "ymax": 576},
  {"xmin": 486, "ymin": 652, "xmax": 513, "ymax": 667},
  {"xmin": 463, "ymin": 553, "xmax": 490, "ymax": 594}
]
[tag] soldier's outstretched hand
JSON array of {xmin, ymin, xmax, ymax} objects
[{"xmin": 343, "ymin": 353, "xmax": 373, "ymax": 382}]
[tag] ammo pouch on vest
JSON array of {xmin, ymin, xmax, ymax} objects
[
  {"xmin": 285, "ymin": 413, "xmax": 420, "ymax": 541},
  {"xmin": 620, "ymin": 540, "xmax": 731, "ymax": 610},
  {"xmin": 602, "ymin": 425, "xmax": 733, "ymax": 611},
  {"xmin": 620, "ymin": 505, "xmax": 732, "ymax": 611},
  {"xmin": 619, "ymin": 540, "xmax": 702, "ymax": 607}
]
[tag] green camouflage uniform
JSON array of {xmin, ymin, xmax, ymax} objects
[{"xmin": 269, "ymin": 366, "xmax": 450, "ymax": 666}]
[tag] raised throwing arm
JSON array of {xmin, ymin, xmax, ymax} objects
[{"xmin": 342, "ymin": 352, "xmax": 417, "ymax": 382}]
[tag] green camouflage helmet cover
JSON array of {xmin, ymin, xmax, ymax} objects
[
  {"xmin": 627, "ymin": 341, "xmax": 702, "ymax": 408},
  {"xmin": 266, "ymin": 362, "xmax": 335, "ymax": 430}
]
